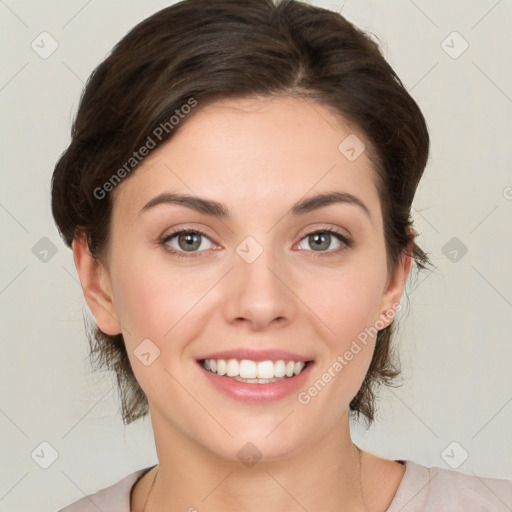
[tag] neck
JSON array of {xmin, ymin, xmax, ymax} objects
[{"xmin": 140, "ymin": 409, "xmax": 369, "ymax": 512}]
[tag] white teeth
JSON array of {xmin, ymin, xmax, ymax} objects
[
  {"xmin": 233, "ymin": 376, "xmax": 281, "ymax": 384},
  {"xmin": 257, "ymin": 360, "xmax": 274, "ymax": 379},
  {"xmin": 239, "ymin": 359, "xmax": 257, "ymax": 379},
  {"xmin": 294, "ymin": 361, "xmax": 305, "ymax": 375},
  {"xmin": 226, "ymin": 359, "xmax": 238, "ymax": 377},
  {"xmin": 216, "ymin": 359, "xmax": 227, "ymax": 376},
  {"xmin": 202, "ymin": 358, "xmax": 309, "ymax": 380},
  {"xmin": 274, "ymin": 360, "xmax": 286, "ymax": 378}
]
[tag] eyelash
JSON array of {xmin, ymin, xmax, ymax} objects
[{"xmin": 160, "ymin": 227, "xmax": 352, "ymax": 260}]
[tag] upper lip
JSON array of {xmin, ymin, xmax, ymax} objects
[{"xmin": 197, "ymin": 349, "xmax": 313, "ymax": 362}]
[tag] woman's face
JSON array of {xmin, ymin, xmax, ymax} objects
[{"xmin": 83, "ymin": 96, "xmax": 408, "ymax": 461}]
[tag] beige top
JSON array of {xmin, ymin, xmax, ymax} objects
[{"xmin": 58, "ymin": 460, "xmax": 512, "ymax": 511}]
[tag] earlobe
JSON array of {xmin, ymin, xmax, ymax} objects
[{"xmin": 72, "ymin": 234, "xmax": 122, "ymax": 335}]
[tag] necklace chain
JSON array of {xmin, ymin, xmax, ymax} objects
[{"xmin": 142, "ymin": 445, "xmax": 368, "ymax": 512}]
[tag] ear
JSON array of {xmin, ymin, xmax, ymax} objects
[
  {"xmin": 376, "ymin": 239, "xmax": 414, "ymax": 328},
  {"xmin": 72, "ymin": 234, "xmax": 122, "ymax": 335}
]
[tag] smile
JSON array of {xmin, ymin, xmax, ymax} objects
[
  {"xmin": 201, "ymin": 358, "xmax": 309, "ymax": 383},
  {"xmin": 197, "ymin": 357, "xmax": 314, "ymax": 403}
]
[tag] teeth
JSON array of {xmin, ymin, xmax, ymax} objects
[
  {"xmin": 201, "ymin": 358, "xmax": 307, "ymax": 379},
  {"xmin": 217, "ymin": 359, "xmax": 227, "ymax": 376},
  {"xmin": 239, "ymin": 359, "xmax": 257, "ymax": 379},
  {"xmin": 226, "ymin": 359, "xmax": 238, "ymax": 377},
  {"xmin": 293, "ymin": 361, "xmax": 303, "ymax": 376},
  {"xmin": 233, "ymin": 376, "xmax": 282, "ymax": 384},
  {"xmin": 274, "ymin": 360, "xmax": 286, "ymax": 378}
]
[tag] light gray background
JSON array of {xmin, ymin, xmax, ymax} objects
[{"xmin": 1, "ymin": 1, "xmax": 511, "ymax": 511}]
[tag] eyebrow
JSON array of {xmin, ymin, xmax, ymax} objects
[{"xmin": 139, "ymin": 191, "xmax": 372, "ymax": 222}]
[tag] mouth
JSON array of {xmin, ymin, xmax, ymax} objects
[
  {"xmin": 196, "ymin": 357, "xmax": 315, "ymax": 403},
  {"xmin": 199, "ymin": 358, "xmax": 313, "ymax": 383}
]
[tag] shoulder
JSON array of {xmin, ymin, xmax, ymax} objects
[
  {"xmin": 388, "ymin": 460, "xmax": 512, "ymax": 512},
  {"xmin": 56, "ymin": 466, "xmax": 154, "ymax": 512}
]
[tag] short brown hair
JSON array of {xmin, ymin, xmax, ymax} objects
[{"xmin": 51, "ymin": 0, "xmax": 432, "ymax": 426}]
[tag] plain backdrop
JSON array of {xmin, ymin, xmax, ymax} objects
[{"xmin": 1, "ymin": 1, "xmax": 511, "ymax": 511}]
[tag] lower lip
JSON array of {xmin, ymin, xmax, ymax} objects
[{"xmin": 197, "ymin": 361, "xmax": 314, "ymax": 403}]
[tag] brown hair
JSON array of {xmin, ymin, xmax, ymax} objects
[{"xmin": 51, "ymin": 0, "xmax": 432, "ymax": 427}]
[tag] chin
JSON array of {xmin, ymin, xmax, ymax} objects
[{"xmin": 202, "ymin": 421, "xmax": 309, "ymax": 464}]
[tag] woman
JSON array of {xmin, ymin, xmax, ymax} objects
[{"xmin": 52, "ymin": 0, "xmax": 512, "ymax": 510}]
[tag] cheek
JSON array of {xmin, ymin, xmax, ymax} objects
[
  {"xmin": 297, "ymin": 254, "xmax": 388, "ymax": 402},
  {"xmin": 107, "ymin": 253, "xmax": 216, "ymax": 395},
  {"xmin": 296, "ymin": 269, "xmax": 385, "ymax": 423},
  {"xmin": 109, "ymin": 250, "xmax": 215, "ymax": 346},
  {"xmin": 306, "ymin": 261, "xmax": 387, "ymax": 347}
]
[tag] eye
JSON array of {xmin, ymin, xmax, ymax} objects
[
  {"xmin": 161, "ymin": 229, "xmax": 215, "ymax": 258},
  {"xmin": 160, "ymin": 227, "xmax": 352, "ymax": 259},
  {"xmin": 296, "ymin": 228, "xmax": 352, "ymax": 257}
]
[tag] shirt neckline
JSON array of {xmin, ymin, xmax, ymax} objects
[{"xmin": 128, "ymin": 459, "xmax": 416, "ymax": 511}]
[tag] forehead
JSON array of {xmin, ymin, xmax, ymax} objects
[{"xmin": 111, "ymin": 96, "xmax": 381, "ymax": 222}]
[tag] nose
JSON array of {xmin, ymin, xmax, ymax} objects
[{"xmin": 222, "ymin": 245, "xmax": 297, "ymax": 331}]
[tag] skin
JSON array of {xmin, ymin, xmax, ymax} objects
[{"xmin": 73, "ymin": 96, "xmax": 412, "ymax": 511}]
